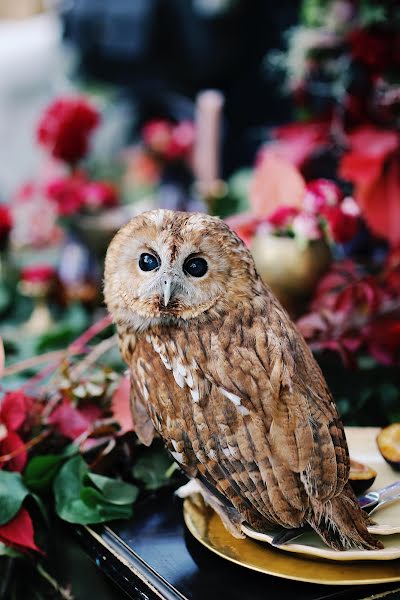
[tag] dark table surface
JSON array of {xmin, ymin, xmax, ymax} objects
[{"xmin": 62, "ymin": 489, "xmax": 400, "ymax": 600}]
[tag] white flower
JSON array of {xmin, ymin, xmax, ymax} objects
[
  {"xmin": 292, "ymin": 213, "xmax": 322, "ymax": 240},
  {"xmin": 341, "ymin": 196, "xmax": 360, "ymax": 217}
]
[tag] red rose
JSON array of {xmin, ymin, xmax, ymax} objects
[
  {"xmin": 349, "ymin": 28, "xmax": 394, "ymax": 72},
  {"xmin": 37, "ymin": 97, "xmax": 99, "ymax": 165},
  {"xmin": 46, "ymin": 173, "xmax": 87, "ymax": 216},
  {"xmin": 267, "ymin": 205, "xmax": 300, "ymax": 228},
  {"xmin": 0, "ymin": 204, "xmax": 12, "ymax": 249},
  {"xmin": 83, "ymin": 181, "xmax": 118, "ymax": 210}
]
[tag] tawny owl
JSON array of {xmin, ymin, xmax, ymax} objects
[{"xmin": 104, "ymin": 209, "xmax": 381, "ymax": 551}]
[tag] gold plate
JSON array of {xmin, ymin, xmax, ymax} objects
[{"xmin": 183, "ymin": 427, "xmax": 400, "ymax": 585}]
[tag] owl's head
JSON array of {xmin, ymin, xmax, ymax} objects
[{"xmin": 104, "ymin": 209, "xmax": 257, "ymax": 329}]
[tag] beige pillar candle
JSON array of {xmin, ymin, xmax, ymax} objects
[{"xmin": 193, "ymin": 89, "xmax": 224, "ymax": 199}]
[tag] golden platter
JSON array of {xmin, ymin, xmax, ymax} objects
[{"xmin": 183, "ymin": 427, "xmax": 400, "ymax": 585}]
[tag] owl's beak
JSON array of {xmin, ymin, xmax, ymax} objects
[{"xmin": 162, "ymin": 278, "xmax": 174, "ymax": 307}]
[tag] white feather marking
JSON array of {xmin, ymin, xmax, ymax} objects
[
  {"xmin": 222, "ymin": 447, "xmax": 231, "ymax": 458},
  {"xmin": 175, "ymin": 479, "xmax": 201, "ymax": 498},
  {"xmin": 190, "ymin": 388, "xmax": 200, "ymax": 403},
  {"xmin": 172, "ymin": 367, "xmax": 185, "ymax": 388},
  {"xmin": 170, "ymin": 451, "xmax": 185, "ymax": 464},
  {"xmin": 237, "ymin": 405, "xmax": 250, "ymax": 416},
  {"xmin": 176, "ymin": 361, "xmax": 186, "ymax": 377},
  {"xmin": 219, "ymin": 387, "xmax": 241, "ymax": 406},
  {"xmin": 208, "ymin": 448, "xmax": 217, "ymax": 460}
]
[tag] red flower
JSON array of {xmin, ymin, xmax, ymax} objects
[
  {"xmin": 20, "ymin": 265, "xmax": 56, "ymax": 284},
  {"xmin": 142, "ymin": 119, "xmax": 195, "ymax": 160},
  {"xmin": 365, "ymin": 317, "xmax": 400, "ymax": 366},
  {"xmin": 267, "ymin": 205, "xmax": 300, "ymax": 227},
  {"xmin": 304, "ymin": 179, "xmax": 343, "ymax": 212},
  {"xmin": 83, "ymin": 181, "xmax": 118, "ymax": 210},
  {"xmin": 37, "ymin": 97, "xmax": 99, "ymax": 165},
  {"xmin": 0, "ymin": 204, "xmax": 12, "ymax": 249},
  {"xmin": 0, "ymin": 508, "xmax": 41, "ymax": 553},
  {"xmin": 46, "ymin": 173, "xmax": 87, "ymax": 216},
  {"xmin": 0, "ymin": 392, "xmax": 31, "ymax": 472}
]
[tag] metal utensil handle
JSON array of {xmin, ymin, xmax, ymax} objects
[{"xmin": 376, "ymin": 480, "xmax": 400, "ymax": 501}]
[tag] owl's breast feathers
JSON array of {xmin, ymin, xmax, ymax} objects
[{"xmin": 117, "ymin": 294, "xmax": 350, "ymax": 531}]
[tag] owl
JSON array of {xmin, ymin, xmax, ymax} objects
[{"xmin": 104, "ymin": 209, "xmax": 381, "ymax": 551}]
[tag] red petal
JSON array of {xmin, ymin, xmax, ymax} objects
[
  {"xmin": 0, "ymin": 392, "xmax": 29, "ymax": 432},
  {"xmin": 48, "ymin": 399, "xmax": 91, "ymax": 440},
  {"xmin": 111, "ymin": 375, "xmax": 133, "ymax": 434},
  {"xmin": 0, "ymin": 508, "xmax": 42, "ymax": 553},
  {"xmin": 0, "ymin": 432, "xmax": 27, "ymax": 472}
]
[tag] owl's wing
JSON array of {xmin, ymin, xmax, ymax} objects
[{"xmin": 181, "ymin": 299, "xmax": 348, "ymax": 523}]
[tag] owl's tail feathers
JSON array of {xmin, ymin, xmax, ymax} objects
[{"xmin": 308, "ymin": 484, "xmax": 383, "ymax": 551}]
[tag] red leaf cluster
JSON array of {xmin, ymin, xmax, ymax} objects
[
  {"xmin": 298, "ymin": 256, "xmax": 400, "ymax": 367},
  {"xmin": 37, "ymin": 97, "xmax": 99, "ymax": 165},
  {"xmin": 48, "ymin": 398, "xmax": 102, "ymax": 440}
]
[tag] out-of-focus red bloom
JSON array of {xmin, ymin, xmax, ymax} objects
[
  {"xmin": 0, "ymin": 204, "xmax": 12, "ymax": 249},
  {"xmin": 37, "ymin": 97, "xmax": 99, "ymax": 165},
  {"xmin": 365, "ymin": 318, "xmax": 400, "ymax": 366},
  {"xmin": 142, "ymin": 119, "xmax": 195, "ymax": 161},
  {"xmin": 339, "ymin": 126, "xmax": 400, "ymax": 245},
  {"xmin": 83, "ymin": 181, "xmax": 118, "ymax": 210},
  {"xmin": 0, "ymin": 392, "xmax": 32, "ymax": 472},
  {"xmin": 267, "ymin": 205, "xmax": 300, "ymax": 227},
  {"xmin": 272, "ymin": 120, "xmax": 330, "ymax": 167},
  {"xmin": 20, "ymin": 265, "xmax": 56, "ymax": 284},
  {"xmin": 349, "ymin": 28, "xmax": 397, "ymax": 72},
  {"xmin": 0, "ymin": 508, "xmax": 41, "ymax": 553},
  {"xmin": 46, "ymin": 173, "xmax": 87, "ymax": 216},
  {"xmin": 304, "ymin": 179, "xmax": 343, "ymax": 212}
]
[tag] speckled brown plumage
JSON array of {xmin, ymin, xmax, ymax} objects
[{"xmin": 104, "ymin": 209, "xmax": 381, "ymax": 551}]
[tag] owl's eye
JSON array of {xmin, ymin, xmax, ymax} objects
[
  {"xmin": 183, "ymin": 257, "xmax": 208, "ymax": 278},
  {"xmin": 139, "ymin": 253, "xmax": 160, "ymax": 272}
]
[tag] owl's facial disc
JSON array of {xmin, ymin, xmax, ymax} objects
[{"xmin": 104, "ymin": 210, "xmax": 254, "ymax": 326}]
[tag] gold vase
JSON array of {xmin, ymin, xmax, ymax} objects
[{"xmin": 251, "ymin": 233, "xmax": 332, "ymax": 315}]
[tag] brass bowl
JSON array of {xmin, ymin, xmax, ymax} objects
[{"xmin": 251, "ymin": 233, "xmax": 331, "ymax": 313}]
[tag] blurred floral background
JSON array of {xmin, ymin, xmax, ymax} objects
[{"xmin": 1, "ymin": 1, "xmax": 400, "ymax": 597}]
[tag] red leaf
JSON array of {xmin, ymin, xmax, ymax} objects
[
  {"xmin": 365, "ymin": 317, "xmax": 400, "ymax": 366},
  {"xmin": 0, "ymin": 432, "xmax": 27, "ymax": 472},
  {"xmin": 0, "ymin": 508, "xmax": 42, "ymax": 553},
  {"xmin": 111, "ymin": 375, "xmax": 133, "ymax": 434},
  {"xmin": 48, "ymin": 399, "xmax": 92, "ymax": 440},
  {"xmin": 0, "ymin": 392, "xmax": 30, "ymax": 432}
]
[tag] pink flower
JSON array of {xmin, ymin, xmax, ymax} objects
[
  {"xmin": 292, "ymin": 213, "xmax": 322, "ymax": 240},
  {"xmin": 20, "ymin": 265, "xmax": 56, "ymax": 284},
  {"xmin": 37, "ymin": 97, "xmax": 99, "ymax": 165},
  {"xmin": 142, "ymin": 119, "xmax": 195, "ymax": 161}
]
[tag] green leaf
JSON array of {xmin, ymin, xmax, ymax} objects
[
  {"xmin": 23, "ymin": 454, "xmax": 65, "ymax": 492},
  {"xmin": 0, "ymin": 471, "xmax": 30, "ymax": 525},
  {"xmin": 86, "ymin": 473, "xmax": 138, "ymax": 505},
  {"xmin": 132, "ymin": 446, "xmax": 175, "ymax": 491},
  {"xmin": 0, "ymin": 541, "xmax": 23, "ymax": 558},
  {"xmin": 54, "ymin": 456, "xmax": 134, "ymax": 524}
]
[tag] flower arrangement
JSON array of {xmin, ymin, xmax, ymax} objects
[
  {"xmin": 0, "ymin": 319, "xmax": 180, "ymax": 597},
  {"xmin": 228, "ymin": 178, "xmax": 360, "ymax": 247},
  {"xmin": 267, "ymin": 0, "xmax": 400, "ymax": 246}
]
